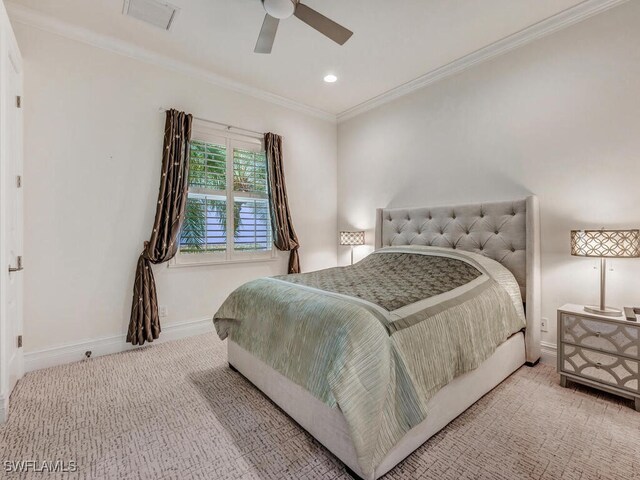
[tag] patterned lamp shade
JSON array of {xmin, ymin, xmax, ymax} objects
[
  {"xmin": 571, "ymin": 229, "xmax": 640, "ymax": 258},
  {"xmin": 340, "ymin": 231, "xmax": 365, "ymax": 246}
]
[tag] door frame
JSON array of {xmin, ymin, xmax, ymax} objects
[{"xmin": 0, "ymin": 3, "xmax": 23, "ymax": 423}]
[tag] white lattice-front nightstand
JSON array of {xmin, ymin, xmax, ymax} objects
[{"xmin": 558, "ymin": 304, "xmax": 640, "ymax": 411}]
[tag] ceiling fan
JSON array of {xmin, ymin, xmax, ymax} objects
[{"xmin": 255, "ymin": 0, "xmax": 353, "ymax": 54}]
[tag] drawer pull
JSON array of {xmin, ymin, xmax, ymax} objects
[
  {"xmin": 595, "ymin": 331, "xmax": 601, "ymax": 337},
  {"xmin": 595, "ymin": 362, "xmax": 602, "ymax": 369}
]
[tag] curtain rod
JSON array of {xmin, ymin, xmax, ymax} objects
[{"xmin": 158, "ymin": 107, "xmax": 267, "ymax": 138}]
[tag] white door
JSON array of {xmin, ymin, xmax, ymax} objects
[
  {"xmin": 5, "ymin": 47, "xmax": 23, "ymax": 390},
  {"xmin": 1, "ymin": 28, "xmax": 23, "ymax": 421}
]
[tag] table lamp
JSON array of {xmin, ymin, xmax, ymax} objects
[
  {"xmin": 571, "ymin": 228, "xmax": 640, "ymax": 316},
  {"xmin": 340, "ymin": 231, "xmax": 365, "ymax": 265}
]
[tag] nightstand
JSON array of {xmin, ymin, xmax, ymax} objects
[{"xmin": 558, "ymin": 304, "xmax": 640, "ymax": 411}]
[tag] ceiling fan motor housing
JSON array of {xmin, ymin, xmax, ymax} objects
[{"xmin": 262, "ymin": 0, "xmax": 295, "ymax": 19}]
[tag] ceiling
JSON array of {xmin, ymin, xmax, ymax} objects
[{"xmin": 9, "ymin": 0, "xmax": 585, "ymax": 115}]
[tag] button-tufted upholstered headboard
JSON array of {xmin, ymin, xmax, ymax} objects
[{"xmin": 375, "ymin": 196, "xmax": 541, "ymax": 364}]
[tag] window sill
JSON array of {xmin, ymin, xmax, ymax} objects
[{"xmin": 168, "ymin": 253, "xmax": 279, "ymax": 268}]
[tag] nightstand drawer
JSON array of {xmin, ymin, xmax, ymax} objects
[
  {"xmin": 561, "ymin": 344, "xmax": 639, "ymax": 393},
  {"xmin": 561, "ymin": 313, "xmax": 639, "ymax": 358}
]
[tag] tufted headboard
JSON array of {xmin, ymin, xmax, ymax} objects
[{"xmin": 375, "ymin": 196, "xmax": 541, "ymax": 364}]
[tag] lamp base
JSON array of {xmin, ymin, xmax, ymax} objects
[{"xmin": 584, "ymin": 305, "xmax": 623, "ymax": 317}]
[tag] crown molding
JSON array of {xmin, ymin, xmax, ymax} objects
[
  {"xmin": 337, "ymin": 0, "xmax": 630, "ymax": 123},
  {"xmin": 6, "ymin": 0, "xmax": 629, "ymax": 125},
  {"xmin": 5, "ymin": 2, "xmax": 336, "ymax": 123}
]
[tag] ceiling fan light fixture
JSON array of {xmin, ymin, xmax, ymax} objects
[
  {"xmin": 255, "ymin": 0, "xmax": 353, "ymax": 54},
  {"xmin": 262, "ymin": 0, "xmax": 295, "ymax": 20},
  {"xmin": 324, "ymin": 74, "xmax": 338, "ymax": 83}
]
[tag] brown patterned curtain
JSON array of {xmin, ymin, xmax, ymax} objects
[
  {"xmin": 127, "ymin": 109, "xmax": 193, "ymax": 345},
  {"xmin": 265, "ymin": 132, "xmax": 300, "ymax": 274}
]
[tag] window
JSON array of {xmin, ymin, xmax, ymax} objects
[{"xmin": 174, "ymin": 121, "xmax": 274, "ymax": 266}]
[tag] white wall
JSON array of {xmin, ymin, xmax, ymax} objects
[
  {"xmin": 16, "ymin": 1, "xmax": 640, "ymax": 359},
  {"xmin": 17, "ymin": 24, "xmax": 337, "ymax": 354},
  {"xmin": 338, "ymin": 1, "xmax": 640, "ymax": 350}
]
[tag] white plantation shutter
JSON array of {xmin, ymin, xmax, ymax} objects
[
  {"xmin": 177, "ymin": 121, "xmax": 274, "ymax": 264},
  {"xmin": 188, "ymin": 140, "xmax": 226, "ymax": 190},
  {"xmin": 182, "ymin": 195, "xmax": 227, "ymax": 252},
  {"xmin": 233, "ymin": 146, "xmax": 271, "ymax": 252},
  {"xmin": 233, "ymin": 148, "xmax": 268, "ymax": 194},
  {"xmin": 234, "ymin": 198, "xmax": 272, "ymax": 251},
  {"xmin": 181, "ymin": 139, "xmax": 228, "ymax": 254}
]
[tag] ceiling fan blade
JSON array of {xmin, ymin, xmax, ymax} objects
[
  {"xmin": 255, "ymin": 14, "xmax": 279, "ymax": 54},
  {"xmin": 294, "ymin": 3, "xmax": 353, "ymax": 45}
]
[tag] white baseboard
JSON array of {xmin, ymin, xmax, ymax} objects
[
  {"xmin": 24, "ymin": 317, "xmax": 214, "ymax": 372},
  {"xmin": 540, "ymin": 341, "xmax": 557, "ymax": 365},
  {"xmin": 22, "ymin": 319, "xmax": 558, "ymax": 373}
]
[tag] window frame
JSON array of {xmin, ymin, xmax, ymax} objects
[{"xmin": 170, "ymin": 121, "xmax": 276, "ymax": 268}]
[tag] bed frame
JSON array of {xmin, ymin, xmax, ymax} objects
[{"xmin": 228, "ymin": 196, "xmax": 541, "ymax": 480}]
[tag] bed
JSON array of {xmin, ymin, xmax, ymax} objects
[{"xmin": 214, "ymin": 196, "xmax": 541, "ymax": 480}]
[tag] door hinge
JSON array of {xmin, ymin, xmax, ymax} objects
[
  {"xmin": 16, "ymin": 96, "xmax": 21, "ymax": 108},
  {"xmin": 17, "ymin": 335, "xmax": 22, "ymax": 348},
  {"xmin": 16, "ymin": 175, "xmax": 22, "ymax": 188}
]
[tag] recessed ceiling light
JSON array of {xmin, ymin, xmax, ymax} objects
[{"xmin": 324, "ymin": 74, "xmax": 338, "ymax": 83}]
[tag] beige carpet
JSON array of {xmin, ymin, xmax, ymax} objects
[{"xmin": 1, "ymin": 333, "xmax": 639, "ymax": 480}]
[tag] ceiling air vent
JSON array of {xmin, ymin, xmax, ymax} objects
[{"xmin": 122, "ymin": 0, "xmax": 180, "ymax": 31}]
